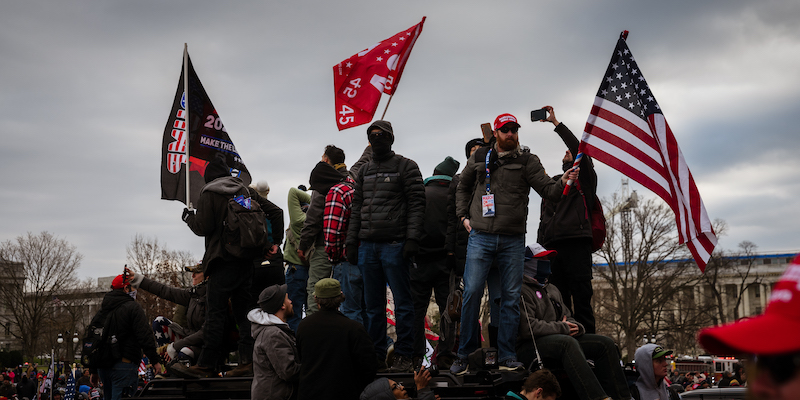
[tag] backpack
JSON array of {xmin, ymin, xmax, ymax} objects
[
  {"xmin": 81, "ymin": 308, "xmax": 120, "ymax": 369},
  {"xmin": 222, "ymin": 186, "xmax": 269, "ymax": 259},
  {"xmin": 579, "ymin": 189, "xmax": 607, "ymax": 252}
]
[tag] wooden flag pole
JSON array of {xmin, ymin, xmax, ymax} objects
[
  {"xmin": 183, "ymin": 44, "xmax": 192, "ymax": 210},
  {"xmin": 380, "ymin": 93, "xmax": 395, "ymax": 120}
]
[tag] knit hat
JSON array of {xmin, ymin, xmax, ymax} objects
[
  {"xmin": 359, "ymin": 378, "xmax": 396, "ymax": 400},
  {"xmin": 258, "ymin": 284, "xmax": 287, "ymax": 314},
  {"xmin": 433, "ymin": 156, "xmax": 460, "ymax": 177},
  {"xmin": 698, "ymin": 253, "xmax": 800, "ymax": 355},
  {"xmin": 313, "ymin": 278, "xmax": 342, "ymax": 299},
  {"xmin": 252, "ymin": 180, "xmax": 270, "ymax": 198}
]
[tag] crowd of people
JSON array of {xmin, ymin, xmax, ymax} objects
[{"xmin": 78, "ymin": 108, "xmax": 800, "ymax": 400}]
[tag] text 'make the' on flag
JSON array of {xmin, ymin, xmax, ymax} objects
[
  {"xmin": 579, "ymin": 31, "xmax": 717, "ymax": 271},
  {"xmin": 333, "ymin": 17, "xmax": 425, "ymax": 131}
]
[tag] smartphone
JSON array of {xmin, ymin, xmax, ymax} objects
[
  {"xmin": 480, "ymin": 123, "xmax": 493, "ymax": 143},
  {"xmin": 531, "ymin": 109, "xmax": 547, "ymax": 122}
]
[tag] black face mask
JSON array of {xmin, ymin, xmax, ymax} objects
[
  {"xmin": 562, "ymin": 160, "xmax": 574, "ymax": 172},
  {"xmin": 369, "ymin": 134, "xmax": 393, "ymax": 156}
]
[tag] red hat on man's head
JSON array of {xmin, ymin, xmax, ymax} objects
[
  {"xmin": 111, "ymin": 274, "xmax": 130, "ymax": 290},
  {"xmin": 698, "ymin": 253, "xmax": 800, "ymax": 355},
  {"xmin": 493, "ymin": 113, "xmax": 520, "ymax": 131}
]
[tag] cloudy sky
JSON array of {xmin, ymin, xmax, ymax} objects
[{"xmin": 2, "ymin": 1, "xmax": 799, "ymax": 280}]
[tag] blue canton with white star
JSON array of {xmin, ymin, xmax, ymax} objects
[{"xmin": 597, "ymin": 38, "xmax": 662, "ymax": 120}]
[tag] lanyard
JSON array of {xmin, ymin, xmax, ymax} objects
[{"xmin": 484, "ymin": 148, "xmax": 493, "ymax": 194}]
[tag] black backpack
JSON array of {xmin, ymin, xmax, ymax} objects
[
  {"xmin": 81, "ymin": 308, "xmax": 120, "ymax": 369},
  {"xmin": 222, "ymin": 186, "xmax": 269, "ymax": 259}
]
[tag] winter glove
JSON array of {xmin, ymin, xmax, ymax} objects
[
  {"xmin": 403, "ymin": 239, "xmax": 420, "ymax": 260},
  {"xmin": 182, "ymin": 208, "xmax": 194, "ymax": 222},
  {"xmin": 346, "ymin": 244, "xmax": 359, "ymax": 265}
]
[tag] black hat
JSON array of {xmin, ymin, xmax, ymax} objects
[
  {"xmin": 258, "ymin": 284, "xmax": 287, "ymax": 314},
  {"xmin": 204, "ymin": 153, "xmax": 230, "ymax": 183}
]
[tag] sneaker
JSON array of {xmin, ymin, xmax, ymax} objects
[
  {"xmin": 449, "ymin": 357, "xmax": 468, "ymax": 376},
  {"xmin": 389, "ymin": 355, "xmax": 413, "ymax": 373},
  {"xmin": 168, "ymin": 364, "xmax": 217, "ymax": 379},
  {"xmin": 225, "ymin": 363, "xmax": 253, "ymax": 377},
  {"xmin": 499, "ymin": 358, "xmax": 525, "ymax": 371}
]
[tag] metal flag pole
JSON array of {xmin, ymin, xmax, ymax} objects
[
  {"xmin": 183, "ymin": 44, "xmax": 192, "ymax": 210},
  {"xmin": 380, "ymin": 93, "xmax": 395, "ymax": 120}
]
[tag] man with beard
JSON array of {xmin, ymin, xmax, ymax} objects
[
  {"xmin": 298, "ymin": 145, "xmax": 347, "ymax": 316},
  {"xmin": 536, "ymin": 105, "xmax": 599, "ymax": 334},
  {"xmin": 296, "ymin": 278, "xmax": 376, "ymax": 400},
  {"xmin": 346, "ymin": 120, "xmax": 426, "ymax": 372},
  {"xmin": 249, "ymin": 284, "xmax": 300, "ymax": 400},
  {"xmin": 452, "ymin": 113, "xmax": 578, "ymax": 375}
]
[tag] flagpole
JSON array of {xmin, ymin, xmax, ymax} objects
[
  {"xmin": 380, "ymin": 93, "xmax": 394, "ymax": 120},
  {"xmin": 183, "ymin": 44, "xmax": 192, "ymax": 210}
]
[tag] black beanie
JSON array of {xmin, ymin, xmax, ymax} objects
[{"xmin": 465, "ymin": 138, "xmax": 486, "ymax": 160}]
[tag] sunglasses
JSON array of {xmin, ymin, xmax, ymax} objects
[
  {"xmin": 755, "ymin": 353, "xmax": 800, "ymax": 384},
  {"xmin": 499, "ymin": 126, "xmax": 519, "ymax": 134},
  {"xmin": 391, "ymin": 382, "xmax": 404, "ymax": 391}
]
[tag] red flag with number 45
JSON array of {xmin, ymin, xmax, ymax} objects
[{"xmin": 334, "ymin": 17, "xmax": 426, "ymax": 131}]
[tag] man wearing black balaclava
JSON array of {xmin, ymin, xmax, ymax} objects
[
  {"xmin": 345, "ymin": 120, "xmax": 426, "ymax": 373},
  {"xmin": 174, "ymin": 153, "xmax": 257, "ymax": 378},
  {"xmin": 535, "ymin": 105, "xmax": 599, "ymax": 335}
]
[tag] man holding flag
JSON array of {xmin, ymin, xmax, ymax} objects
[{"xmin": 536, "ymin": 105, "xmax": 598, "ymax": 334}]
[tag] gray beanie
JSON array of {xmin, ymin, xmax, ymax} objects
[{"xmin": 359, "ymin": 378, "xmax": 396, "ymax": 400}]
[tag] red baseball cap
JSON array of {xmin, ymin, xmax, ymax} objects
[
  {"xmin": 698, "ymin": 253, "xmax": 800, "ymax": 355},
  {"xmin": 527, "ymin": 243, "xmax": 557, "ymax": 260},
  {"xmin": 493, "ymin": 113, "xmax": 520, "ymax": 131},
  {"xmin": 111, "ymin": 274, "xmax": 130, "ymax": 290}
]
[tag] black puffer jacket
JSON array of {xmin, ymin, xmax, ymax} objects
[
  {"xmin": 417, "ymin": 177, "xmax": 452, "ymax": 262},
  {"xmin": 347, "ymin": 152, "xmax": 426, "ymax": 244},
  {"xmin": 138, "ymin": 277, "xmax": 207, "ymax": 351},
  {"xmin": 537, "ymin": 123, "xmax": 597, "ymax": 246},
  {"xmin": 89, "ymin": 289, "xmax": 159, "ymax": 372}
]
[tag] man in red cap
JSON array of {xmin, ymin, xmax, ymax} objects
[
  {"xmin": 453, "ymin": 113, "xmax": 578, "ymax": 375},
  {"xmin": 698, "ymin": 254, "xmax": 800, "ymax": 400}
]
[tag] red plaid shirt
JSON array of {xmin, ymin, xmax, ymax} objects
[{"xmin": 323, "ymin": 179, "xmax": 354, "ymax": 262}]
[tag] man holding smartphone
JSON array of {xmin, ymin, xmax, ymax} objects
[
  {"xmin": 535, "ymin": 105, "xmax": 599, "ymax": 334},
  {"xmin": 453, "ymin": 113, "xmax": 578, "ymax": 375}
]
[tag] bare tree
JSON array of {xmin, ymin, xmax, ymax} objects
[
  {"xmin": 593, "ymin": 193, "xmax": 702, "ymax": 359},
  {"xmin": 700, "ymin": 240, "xmax": 762, "ymax": 325},
  {"xmin": 0, "ymin": 232, "xmax": 82, "ymax": 358},
  {"xmin": 126, "ymin": 234, "xmax": 196, "ymax": 323}
]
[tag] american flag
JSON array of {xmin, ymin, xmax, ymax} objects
[
  {"xmin": 64, "ymin": 368, "xmax": 76, "ymax": 400},
  {"xmin": 580, "ymin": 31, "xmax": 717, "ymax": 271}
]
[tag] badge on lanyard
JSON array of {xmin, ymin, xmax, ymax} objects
[
  {"xmin": 482, "ymin": 194, "xmax": 496, "ymax": 217},
  {"xmin": 482, "ymin": 148, "xmax": 496, "ymax": 218}
]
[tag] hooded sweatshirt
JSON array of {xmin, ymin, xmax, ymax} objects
[
  {"xmin": 249, "ymin": 308, "xmax": 300, "ymax": 400},
  {"xmin": 634, "ymin": 344, "xmax": 670, "ymax": 400}
]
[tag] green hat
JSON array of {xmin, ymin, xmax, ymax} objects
[
  {"xmin": 651, "ymin": 346, "xmax": 673, "ymax": 359},
  {"xmin": 433, "ymin": 156, "xmax": 460, "ymax": 177},
  {"xmin": 314, "ymin": 278, "xmax": 342, "ymax": 299}
]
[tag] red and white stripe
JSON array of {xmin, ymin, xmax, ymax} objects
[{"xmin": 581, "ymin": 97, "xmax": 717, "ymax": 271}]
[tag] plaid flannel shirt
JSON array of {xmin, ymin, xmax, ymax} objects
[{"xmin": 323, "ymin": 179, "xmax": 354, "ymax": 262}]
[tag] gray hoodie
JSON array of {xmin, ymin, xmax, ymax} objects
[
  {"xmin": 249, "ymin": 309, "xmax": 300, "ymax": 400},
  {"xmin": 634, "ymin": 344, "xmax": 670, "ymax": 400}
]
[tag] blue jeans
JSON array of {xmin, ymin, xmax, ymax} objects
[
  {"xmin": 285, "ymin": 262, "xmax": 309, "ymax": 332},
  {"xmin": 98, "ymin": 361, "xmax": 138, "ymax": 400},
  {"xmin": 359, "ymin": 240, "xmax": 415, "ymax": 360},
  {"xmin": 458, "ymin": 230, "xmax": 524, "ymax": 362},
  {"xmin": 333, "ymin": 261, "xmax": 367, "ymax": 324}
]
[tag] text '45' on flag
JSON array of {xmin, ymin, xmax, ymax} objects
[
  {"xmin": 579, "ymin": 31, "xmax": 717, "ymax": 271},
  {"xmin": 334, "ymin": 17, "xmax": 425, "ymax": 131},
  {"xmin": 160, "ymin": 50, "xmax": 251, "ymax": 207}
]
